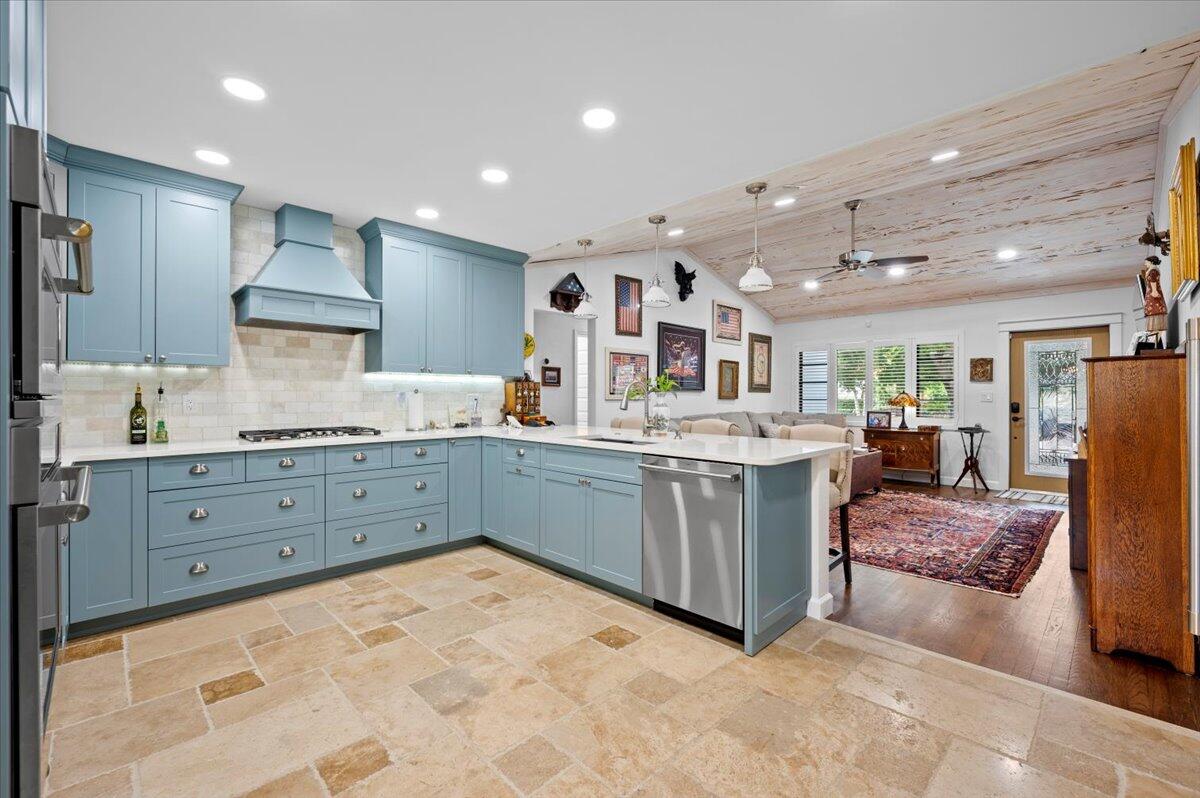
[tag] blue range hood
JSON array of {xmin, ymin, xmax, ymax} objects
[{"xmin": 233, "ymin": 204, "xmax": 381, "ymax": 333}]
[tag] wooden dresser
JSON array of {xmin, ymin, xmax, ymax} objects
[
  {"xmin": 862, "ymin": 428, "xmax": 941, "ymax": 486},
  {"xmin": 1085, "ymin": 354, "xmax": 1194, "ymax": 674}
]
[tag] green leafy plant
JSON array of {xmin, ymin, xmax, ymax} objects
[{"xmin": 626, "ymin": 371, "xmax": 679, "ymax": 400}]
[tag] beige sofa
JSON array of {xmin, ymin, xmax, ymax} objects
[{"xmin": 678, "ymin": 410, "xmax": 845, "ymax": 438}]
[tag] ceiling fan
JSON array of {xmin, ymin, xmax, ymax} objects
[{"xmin": 808, "ymin": 199, "xmax": 928, "ymax": 286}]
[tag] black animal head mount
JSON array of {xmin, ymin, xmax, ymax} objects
[{"xmin": 674, "ymin": 261, "xmax": 696, "ymax": 302}]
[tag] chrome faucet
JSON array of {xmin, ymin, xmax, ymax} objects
[{"xmin": 619, "ymin": 378, "xmax": 652, "ymax": 437}]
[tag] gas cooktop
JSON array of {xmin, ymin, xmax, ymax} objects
[{"xmin": 238, "ymin": 426, "xmax": 383, "ymax": 443}]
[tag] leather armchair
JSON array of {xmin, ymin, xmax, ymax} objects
[{"xmin": 780, "ymin": 423, "xmax": 855, "ymax": 583}]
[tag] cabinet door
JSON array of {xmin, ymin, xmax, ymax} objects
[
  {"xmin": 154, "ymin": 188, "xmax": 230, "ymax": 366},
  {"xmin": 426, "ymin": 246, "xmax": 467, "ymax": 373},
  {"xmin": 482, "ymin": 439, "xmax": 503, "ymax": 540},
  {"xmin": 501, "ymin": 464, "xmax": 539, "ymax": 555},
  {"xmin": 467, "ymin": 255, "xmax": 524, "ymax": 377},
  {"xmin": 373, "ymin": 237, "xmax": 427, "ymax": 372},
  {"xmin": 586, "ymin": 478, "xmax": 642, "ymax": 592},
  {"xmin": 67, "ymin": 168, "xmax": 156, "ymax": 363},
  {"xmin": 540, "ymin": 471, "xmax": 587, "ymax": 570},
  {"xmin": 69, "ymin": 459, "xmax": 148, "ymax": 621},
  {"xmin": 448, "ymin": 438, "xmax": 482, "ymax": 541}
]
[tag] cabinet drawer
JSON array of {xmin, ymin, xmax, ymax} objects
[
  {"xmin": 148, "ymin": 476, "xmax": 324, "ymax": 549},
  {"xmin": 148, "ymin": 524, "xmax": 323, "ymax": 606},
  {"xmin": 326, "ymin": 464, "xmax": 447, "ymax": 521},
  {"xmin": 148, "ymin": 452, "xmax": 245, "ymax": 491},
  {"xmin": 502, "ymin": 441, "xmax": 540, "ymax": 467},
  {"xmin": 327, "ymin": 505, "xmax": 448, "ymax": 566},
  {"xmin": 543, "ymin": 445, "xmax": 641, "ymax": 484},
  {"xmin": 246, "ymin": 447, "xmax": 325, "ymax": 482},
  {"xmin": 393, "ymin": 440, "xmax": 448, "ymax": 466},
  {"xmin": 326, "ymin": 442, "xmax": 391, "ymax": 474}
]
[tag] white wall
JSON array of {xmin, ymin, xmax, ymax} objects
[
  {"xmin": 774, "ymin": 287, "xmax": 1132, "ymax": 489},
  {"xmin": 533, "ymin": 310, "xmax": 588, "ymax": 424},
  {"xmin": 524, "ymin": 249, "xmax": 784, "ymax": 427}
]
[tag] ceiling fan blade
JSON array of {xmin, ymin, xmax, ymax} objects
[
  {"xmin": 812, "ymin": 269, "xmax": 844, "ymax": 282},
  {"xmin": 869, "ymin": 255, "xmax": 929, "ymax": 268}
]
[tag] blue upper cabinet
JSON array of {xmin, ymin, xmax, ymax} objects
[
  {"xmin": 359, "ymin": 219, "xmax": 526, "ymax": 377},
  {"xmin": 1, "ymin": 0, "xmax": 43, "ymax": 131},
  {"xmin": 54, "ymin": 141, "xmax": 242, "ymax": 366}
]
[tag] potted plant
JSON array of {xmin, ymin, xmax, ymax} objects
[{"xmin": 628, "ymin": 372, "xmax": 680, "ymax": 432}]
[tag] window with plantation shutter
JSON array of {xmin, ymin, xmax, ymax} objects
[
  {"xmin": 797, "ymin": 350, "xmax": 829, "ymax": 413},
  {"xmin": 916, "ymin": 340, "xmax": 956, "ymax": 419},
  {"xmin": 871, "ymin": 343, "xmax": 907, "ymax": 410},
  {"xmin": 834, "ymin": 347, "xmax": 868, "ymax": 416}
]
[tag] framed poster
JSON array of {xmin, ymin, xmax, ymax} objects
[
  {"xmin": 969, "ymin": 357, "xmax": 993, "ymax": 383},
  {"xmin": 658, "ymin": 322, "xmax": 706, "ymax": 391},
  {"xmin": 748, "ymin": 332, "xmax": 772, "ymax": 393},
  {"xmin": 540, "ymin": 366, "xmax": 561, "ymax": 387},
  {"xmin": 614, "ymin": 275, "xmax": 643, "ymax": 337},
  {"xmin": 604, "ymin": 348, "xmax": 650, "ymax": 400},
  {"xmin": 712, "ymin": 301, "xmax": 743, "ymax": 343},
  {"xmin": 718, "ymin": 359, "xmax": 739, "ymax": 400}
]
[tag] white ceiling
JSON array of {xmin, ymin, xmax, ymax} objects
[{"xmin": 48, "ymin": 1, "xmax": 1200, "ymax": 254}]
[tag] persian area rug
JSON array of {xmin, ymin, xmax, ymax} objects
[{"xmin": 831, "ymin": 489, "xmax": 1062, "ymax": 596}]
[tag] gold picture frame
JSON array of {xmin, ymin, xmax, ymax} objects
[
  {"xmin": 1169, "ymin": 137, "xmax": 1198, "ymax": 296},
  {"xmin": 717, "ymin": 359, "xmax": 739, "ymax": 400}
]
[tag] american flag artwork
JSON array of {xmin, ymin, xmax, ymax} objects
[
  {"xmin": 713, "ymin": 301, "xmax": 742, "ymax": 342},
  {"xmin": 615, "ymin": 275, "xmax": 642, "ymax": 336}
]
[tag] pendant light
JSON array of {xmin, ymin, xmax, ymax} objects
[
  {"xmin": 572, "ymin": 238, "xmax": 598, "ymax": 319},
  {"xmin": 643, "ymin": 214, "xmax": 671, "ymax": 308},
  {"xmin": 738, "ymin": 181, "xmax": 774, "ymax": 293}
]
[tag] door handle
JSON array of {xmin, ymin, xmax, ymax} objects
[{"xmin": 637, "ymin": 463, "xmax": 742, "ymax": 482}]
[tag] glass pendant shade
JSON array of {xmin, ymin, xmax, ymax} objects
[
  {"xmin": 573, "ymin": 292, "xmax": 598, "ymax": 319},
  {"xmin": 643, "ymin": 275, "xmax": 671, "ymax": 308},
  {"xmin": 739, "ymin": 183, "xmax": 774, "ymax": 293}
]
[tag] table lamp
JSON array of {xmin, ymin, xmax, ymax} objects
[{"xmin": 888, "ymin": 391, "xmax": 920, "ymax": 430}]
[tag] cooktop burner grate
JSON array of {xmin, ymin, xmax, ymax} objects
[{"xmin": 238, "ymin": 426, "xmax": 383, "ymax": 442}]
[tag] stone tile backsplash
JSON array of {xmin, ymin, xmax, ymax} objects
[{"xmin": 63, "ymin": 204, "xmax": 505, "ymax": 446}]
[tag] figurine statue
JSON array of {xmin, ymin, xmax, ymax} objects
[
  {"xmin": 1142, "ymin": 255, "xmax": 1167, "ymax": 333},
  {"xmin": 674, "ymin": 262, "xmax": 696, "ymax": 302}
]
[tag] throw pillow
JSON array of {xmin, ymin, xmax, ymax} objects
[{"xmin": 760, "ymin": 422, "xmax": 782, "ymax": 439}]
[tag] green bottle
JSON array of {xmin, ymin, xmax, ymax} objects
[{"xmin": 129, "ymin": 383, "xmax": 147, "ymax": 445}]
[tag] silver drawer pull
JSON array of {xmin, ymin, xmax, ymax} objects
[
  {"xmin": 516, "ymin": 447, "xmax": 526, "ymax": 457},
  {"xmin": 278, "ymin": 496, "xmax": 296, "ymax": 508},
  {"xmin": 352, "ymin": 451, "xmax": 368, "ymax": 462},
  {"xmin": 189, "ymin": 561, "xmax": 209, "ymax": 575},
  {"xmin": 414, "ymin": 521, "xmax": 427, "ymax": 533},
  {"xmin": 414, "ymin": 447, "xmax": 428, "ymax": 457},
  {"xmin": 352, "ymin": 532, "xmax": 367, "ymax": 544},
  {"xmin": 189, "ymin": 507, "xmax": 209, "ymax": 520},
  {"xmin": 352, "ymin": 487, "xmax": 367, "ymax": 499},
  {"xmin": 279, "ymin": 457, "xmax": 295, "ymax": 468},
  {"xmin": 414, "ymin": 480, "xmax": 427, "ymax": 491},
  {"xmin": 578, "ymin": 478, "xmax": 592, "ymax": 487},
  {"xmin": 189, "ymin": 463, "xmax": 209, "ymax": 475},
  {"xmin": 278, "ymin": 546, "xmax": 296, "ymax": 558}
]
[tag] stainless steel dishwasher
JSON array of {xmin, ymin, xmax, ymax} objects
[{"xmin": 640, "ymin": 455, "xmax": 744, "ymax": 631}]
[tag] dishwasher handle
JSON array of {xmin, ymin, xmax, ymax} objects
[{"xmin": 637, "ymin": 463, "xmax": 741, "ymax": 482}]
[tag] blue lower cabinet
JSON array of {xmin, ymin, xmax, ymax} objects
[
  {"xmin": 148, "ymin": 451, "xmax": 244, "ymax": 491},
  {"xmin": 448, "ymin": 438, "xmax": 481, "ymax": 541},
  {"xmin": 501, "ymin": 464, "xmax": 540, "ymax": 554},
  {"xmin": 149, "ymin": 475, "xmax": 324, "ymax": 549},
  {"xmin": 586, "ymin": 478, "xmax": 643, "ymax": 592},
  {"xmin": 246, "ymin": 447, "xmax": 324, "ymax": 482},
  {"xmin": 540, "ymin": 470, "xmax": 587, "ymax": 570},
  {"xmin": 326, "ymin": 464, "xmax": 446, "ymax": 521},
  {"xmin": 149, "ymin": 524, "xmax": 323, "ymax": 606},
  {"xmin": 326, "ymin": 442, "xmax": 392, "ymax": 474},
  {"xmin": 394, "ymin": 440, "xmax": 448, "ymax": 467},
  {"xmin": 327, "ymin": 505, "xmax": 448, "ymax": 566},
  {"xmin": 482, "ymin": 439, "xmax": 503, "ymax": 540},
  {"xmin": 69, "ymin": 459, "xmax": 148, "ymax": 622}
]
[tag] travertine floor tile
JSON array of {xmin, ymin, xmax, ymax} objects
[
  {"xmin": 327, "ymin": 637, "xmax": 446, "ymax": 707},
  {"xmin": 658, "ymin": 665, "xmax": 760, "ymax": 731},
  {"xmin": 672, "ymin": 726, "xmax": 828, "ymax": 797},
  {"xmin": 200, "ymin": 670, "xmax": 265, "ymax": 705},
  {"xmin": 250, "ymin": 623, "xmax": 364, "ymax": 682},
  {"xmin": 55, "ymin": 634, "xmax": 124, "ymax": 666},
  {"xmin": 342, "ymin": 572, "xmax": 386, "ymax": 591},
  {"xmin": 543, "ymin": 580, "xmax": 613, "ymax": 611},
  {"xmin": 238, "ymin": 767, "xmax": 326, "ymax": 798},
  {"xmin": 483, "ymin": 567, "xmax": 563, "ymax": 599},
  {"xmin": 129, "ymin": 638, "xmax": 251, "ymax": 702},
  {"xmin": 320, "ymin": 584, "xmax": 426, "ymax": 632},
  {"xmin": 916, "ymin": 653, "xmax": 1045, "ymax": 709},
  {"xmin": 925, "ymin": 738, "xmax": 1104, "ymax": 797},
  {"xmin": 592, "ymin": 624, "xmax": 640, "ymax": 650},
  {"xmin": 533, "ymin": 765, "xmax": 615, "ymax": 797},
  {"xmin": 1025, "ymin": 737, "xmax": 1119, "ymax": 795},
  {"xmin": 624, "ymin": 669, "xmax": 686, "ymax": 706},
  {"xmin": 1122, "ymin": 769, "xmax": 1200, "ymax": 797},
  {"xmin": 341, "ymin": 736, "xmax": 516, "ymax": 798},
  {"xmin": 623, "ymin": 625, "xmax": 739, "ymax": 683},
  {"xmin": 47, "ymin": 651, "xmax": 128, "ymax": 730},
  {"xmin": 537, "ymin": 637, "xmax": 644, "ymax": 704},
  {"xmin": 773, "ymin": 617, "xmax": 830, "ymax": 652},
  {"xmin": 719, "ymin": 640, "xmax": 846, "ymax": 706},
  {"xmin": 241, "ymin": 623, "xmax": 291, "ymax": 649},
  {"xmin": 399, "ymin": 600, "xmax": 497, "ymax": 649},
  {"xmin": 473, "ymin": 596, "xmax": 609, "ymax": 663},
  {"xmin": 436, "ymin": 636, "xmax": 491, "ymax": 665},
  {"xmin": 594, "ymin": 600, "xmax": 667, "ymax": 637},
  {"xmin": 465, "ymin": 566, "xmax": 500, "ymax": 581},
  {"xmin": 357, "ymin": 623, "xmax": 406, "ymax": 648},
  {"xmin": 315, "ymin": 737, "xmax": 391, "ymax": 795},
  {"xmin": 468, "ymin": 591, "xmax": 510, "ymax": 610},
  {"xmin": 817, "ymin": 624, "xmax": 924, "ymax": 666},
  {"xmin": 126, "ymin": 601, "xmax": 281, "ymax": 664},
  {"xmin": 399, "ymin": 573, "xmax": 494, "ymax": 608},
  {"xmin": 493, "ymin": 735, "xmax": 571, "ymax": 793},
  {"xmin": 277, "ymin": 600, "xmax": 337, "ymax": 634},
  {"xmin": 353, "ymin": 685, "xmax": 453, "ymax": 757},
  {"xmin": 44, "ymin": 766, "xmax": 133, "ymax": 798},
  {"xmin": 207, "ymin": 669, "xmax": 334, "ymax": 728},
  {"xmin": 267, "ymin": 578, "xmax": 350, "ymax": 610},
  {"xmin": 628, "ymin": 765, "xmax": 713, "ymax": 798}
]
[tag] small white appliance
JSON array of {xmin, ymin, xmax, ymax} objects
[{"xmin": 399, "ymin": 389, "xmax": 424, "ymax": 431}]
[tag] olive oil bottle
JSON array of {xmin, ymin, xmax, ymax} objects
[
  {"xmin": 151, "ymin": 383, "xmax": 169, "ymax": 443},
  {"xmin": 129, "ymin": 383, "xmax": 148, "ymax": 445}
]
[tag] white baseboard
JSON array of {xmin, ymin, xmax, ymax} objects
[{"xmin": 807, "ymin": 592, "xmax": 833, "ymax": 620}]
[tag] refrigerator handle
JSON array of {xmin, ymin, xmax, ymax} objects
[
  {"xmin": 42, "ymin": 214, "xmax": 94, "ymax": 295},
  {"xmin": 37, "ymin": 465, "xmax": 92, "ymax": 526}
]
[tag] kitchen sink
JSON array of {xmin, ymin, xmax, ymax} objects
[{"xmin": 574, "ymin": 435, "xmax": 662, "ymax": 446}]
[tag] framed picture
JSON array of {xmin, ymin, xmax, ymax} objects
[
  {"xmin": 604, "ymin": 348, "xmax": 650, "ymax": 400},
  {"xmin": 969, "ymin": 357, "xmax": 994, "ymax": 383},
  {"xmin": 614, "ymin": 275, "xmax": 643, "ymax": 337},
  {"xmin": 866, "ymin": 410, "xmax": 893, "ymax": 429},
  {"xmin": 748, "ymin": 332, "xmax": 772, "ymax": 393},
  {"xmin": 718, "ymin": 359, "xmax": 739, "ymax": 400},
  {"xmin": 658, "ymin": 322, "xmax": 706, "ymax": 391},
  {"xmin": 540, "ymin": 366, "xmax": 561, "ymax": 387},
  {"xmin": 712, "ymin": 301, "xmax": 743, "ymax": 343}
]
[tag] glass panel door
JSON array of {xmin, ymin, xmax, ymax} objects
[{"xmin": 1023, "ymin": 337, "xmax": 1091, "ymax": 479}]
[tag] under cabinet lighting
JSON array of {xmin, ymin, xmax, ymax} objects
[
  {"xmin": 930, "ymin": 149, "xmax": 959, "ymax": 163},
  {"xmin": 362, "ymin": 372, "xmax": 503, "ymax": 386},
  {"xmin": 222, "ymin": 77, "xmax": 266, "ymax": 102},
  {"xmin": 194, "ymin": 149, "xmax": 230, "ymax": 166},
  {"xmin": 415, "ymin": 208, "xmax": 439, "ymax": 220}
]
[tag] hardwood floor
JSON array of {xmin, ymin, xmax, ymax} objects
[{"xmin": 829, "ymin": 481, "xmax": 1200, "ymax": 731}]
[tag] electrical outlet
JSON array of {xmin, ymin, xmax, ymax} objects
[
  {"xmin": 980, "ymin": 392, "xmax": 993, "ymax": 403},
  {"xmin": 182, "ymin": 395, "xmax": 197, "ymax": 414}
]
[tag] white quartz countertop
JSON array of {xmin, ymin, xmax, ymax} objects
[{"xmin": 63, "ymin": 425, "xmax": 847, "ymax": 468}]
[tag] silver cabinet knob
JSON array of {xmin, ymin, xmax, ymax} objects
[
  {"xmin": 279, "ymin": 457, "xmax": 295, "ymax": 468},
  {"xmin": 158, "ymin": 355, "xmax": 166, "ymax": 363},
  {"xmin": 352, "ymin": 451, "xmax": 368, "ymax": 462},
  {"xmin": 414, "ymin": 480, "xmax": 427, "ymax": 491},
  {"xmin": 352, "ymin": 487, "xmax": 367, "ymax": 498},
  {"xmin": 415, "ymin": 447, "xmax": 428, "ymax": 457},
  {"xmin": 278, "ymin": 496, "xmax": 296, "ymax": 508},
  {"xmin": 189, "ymin": 507, "xmax": 209, "ymax": 520},
  {"xmin": 278, "ymin": 545, "xmax": 296, "ymax": 558},
  {"xmin": 516, "ymin": 448, "xmax": 526, "ymax": 457},
  {"xmin": 189, "ymin": 463, "xmax": 209, "ymax": 475},
  {"xmin": 352, "ymin": 532, "xmax": 367, "ymax": 544},
  {"xmin": 578, "ymin": 478, "xmax": 591, "ymax": 487},
  {"xmin": 414, "ymin": 521, "xmax": 427, "ymax": 533},
  {"xmin": 144, "ymin": 353, "xmax": 152, "ymax": 363},
  {"xmin": 189, "ymin": 561, "xmax": 209, "ymax": 575}
]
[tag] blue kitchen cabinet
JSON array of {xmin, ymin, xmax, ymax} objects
[
  {"xmin": 586, "ymin": 478, "xmax": 642, "ymax": 592},
  {"xmin": 426, "ymin": 246, "xmax": 467, "ymax": 373},
  {"xmin": 69, "ymin": 460, "xmax": 148, "ymax": 622},
  {"xmin": 448, "ymin": 438, "xmax": 481, "ymax": 541},
  {"xmin": 363, "ymin": 235, "xmax": 426, "ymax": 373},
  {"xmin": 482, "ymin": 439, "xmax": 503, "ymax": 540},
  {"xmin": 1, "ymin": 0, "xmax": 42, "ymax": 130},
  {"xmin": 467, "ymin": 254, "xmax": 524, "ymax": 377},
  {"xmin": 501, "ymin": 463, "xmax": 540, "ymax": 554},
  {"xmin": 539, "ymin": 470, "xmax": 587, "ymax": 570}
]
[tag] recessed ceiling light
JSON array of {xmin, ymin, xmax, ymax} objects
[
  {"xmin": 221, "ymin": 77, "xmax": 266, "ymax": 102},
  {"xmin": 930, "ymin": 149, "xmax": 959, "ymax": 163},
  {"xmin": 582, "ymin": 107, "xmax": 616, "ymax": 130},
  {"xmin": 996, "ymin": 248, "xmax": 1018, "ymax": 261},
  {"xmin": 774, "ymin": 197, "xmax": 796, "ymax": 207},
  {"xmin": 194, "ymin": 149, "xmax": 230, "ymax": 166},
  {"xmin": 887, "ymin": 265, "xmax": 906, "ymax": 277},
  {"xmin": 415, "ymin": 208, "xmax": 439, "ymax": 220},
  {"xmin": 480, "ymin": 168, "xmax": 508, "ymax": 184},
  {"xmin": 803, "ymin": 279, "xmax": 820, "ymax": 291},
  {"xmin": 667, "ymin": 228, "xmax": 684, "ymax": 237}
]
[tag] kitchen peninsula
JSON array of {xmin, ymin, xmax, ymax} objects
[{"xmin": 63, "ymin": 426, "xmax": 845, "ymax": 655}]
